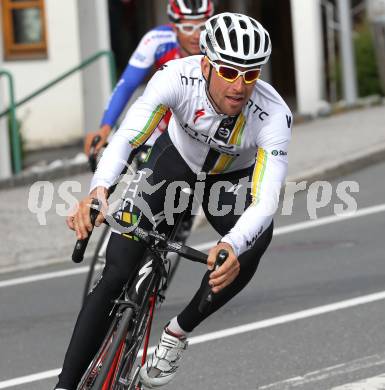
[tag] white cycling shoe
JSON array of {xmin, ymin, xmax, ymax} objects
[{"xmin": 139, "ymin": 328, "xmax": 188, "ymax": 388}]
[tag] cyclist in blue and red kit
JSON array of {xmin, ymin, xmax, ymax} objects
[{"xmin": 84, "ymin": 0, "xmax": 215, "ymax": 156}]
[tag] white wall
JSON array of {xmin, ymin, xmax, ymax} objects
[
  {"xmin": 290, "ymin": 0, "xmax": 326, "ymax": 115},
  {"xmin": 1, "ymin": 0, "xmax": 83, "ymax": 151},
  {"xmin": 77, "ymin": 0, "xmax": 111, "ymax": 134}
]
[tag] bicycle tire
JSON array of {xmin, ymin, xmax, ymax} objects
[
  {"xmin": 90, "ymin": 307, "xmax": 134, "ymax": 390},
  {"xmin": 112, "ymin": 268, "xmax": 160, "ymax": 389},
  {"xmin": 77, "ymin": 312, "xmax": 121, "ymax": 389},
  {"xmin": 112, "ymin": 295, "xmax": 154, "ymax": 389},
  {"xmin": 82, "ymin": 225, "xmax": 111, "ymax": 304},
  {"xmin": 88, "ymin": 261, "xmax": 159, "ymax": 389}
]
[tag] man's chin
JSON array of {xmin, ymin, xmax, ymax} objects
[
  {"xmin": 187, "ymin": 45, "xmax": 201, "ymax": 55},
  {"xmin": 223, "ymin": 99, "xmax": 244, "ymax": 116}
]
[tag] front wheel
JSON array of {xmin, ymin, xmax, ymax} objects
[
  {"xmin": 82, "ymin": 225, "xmax": 111, "ymax": 304},
  {"xmin": 85, "ymin": 307, "xmax": 134, "ymax": 390}
]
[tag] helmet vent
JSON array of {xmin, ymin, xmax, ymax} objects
[
  {"xmin": 254, "ymin": 31, "xmax": 260, "ymax": 53},
  {"xmin": 239, "ymin": 20, "xmax": 247, "ymax": 30},
  {"xmin": 205, "ymin": 34, "xmax": 215, "ymax": 54},
  {"xmin": 250, "ymin": 19, "xmax": 258, "ymax": 28},
  {"xmin": 215, "ymin": 28, "xmax": 226, "ymax": 50},
  {"xmin": 223, "ymin": 15, "xmax": 232, "ymax": 28},
  {"xmin": 229, "ymin": 29, "xmax": 238, "ymax": 52},
  {"xmin": 264, "ymin": 33, "xmax": 270, "ymax": 52},
  {"xmin": 243, "ymin": 35, "xmax": 250, "ymax": 55}
]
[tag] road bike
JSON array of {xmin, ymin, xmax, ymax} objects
[{"xmin": 72, "ymin": 200, "xmax": 227, "ymax": 389}]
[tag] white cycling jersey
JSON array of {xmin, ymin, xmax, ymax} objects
[{"xmin": 92, "ymin": 55, "xmax": 292, "ymax": 256}]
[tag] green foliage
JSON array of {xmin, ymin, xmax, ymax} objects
[{"xmin": 354, "ymin": 21, "xmax": 384, "ymax": 96}]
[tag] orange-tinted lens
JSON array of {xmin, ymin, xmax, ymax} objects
[
  {"xmin": 244, "ymin": 69, "xmax": 260, "ymax": 83},
  {"xmin": 218, "ymin": 66, "xmax": 239, "ymax": 81}
]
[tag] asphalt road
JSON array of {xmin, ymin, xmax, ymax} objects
[{"xmin": 1, "ymin": 161, "xmax": 385, "ymax": 390}]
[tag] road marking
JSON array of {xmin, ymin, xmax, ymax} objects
[
  {"xmin": 2, "ymin": 202, "xmax": 384, "ymax": 289},
  {"xmin": 2, "ymin": 289, "xmax": 385, "ymax": 388},
  {"xmin": 272, "ymin": 203, "xmax": 385, "ymax": 236},
  {"xmin": 0, "ymin": 369, "xmax": 60, "ymax": 389},
  {"xmin": 0, "ymin": 266, "xmax": 90, "ymax": 288},
  {"xmin": 259, "ymin": 354, "xmax": 385, "ymax": 389},
  {"xmin": 331, "ymin": 373, "xmax": 385, "ymax": 389}
]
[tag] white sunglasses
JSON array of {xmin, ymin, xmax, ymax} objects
[{"xmin": 175, "ymin": 22, "xmax": 206, "ymax": 36}]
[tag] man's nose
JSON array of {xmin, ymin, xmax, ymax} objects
[
  {"xmin": 192, "ymin": 30, "xmax": 200, "ymax": 39},
  {"xmin": 232, "ymin": 76, "xmax": 246, "ymax": 92}
]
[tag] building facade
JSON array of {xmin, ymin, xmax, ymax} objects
[{"xmin": 1, "ymin": 0, "xmax": 377, "ymax": 177}]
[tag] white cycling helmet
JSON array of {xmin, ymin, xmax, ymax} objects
[
  {"xmin": 167, "ymin": 0, "xmax": 214, "ymax": 22},
  {"xmin": 200, "ymin": 12, "xmax": 272, "ymax": 68}
]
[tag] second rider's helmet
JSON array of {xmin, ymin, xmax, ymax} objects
[{"xmin": 167, "ymin": 0, "xmax": 214, "ymax": 22}]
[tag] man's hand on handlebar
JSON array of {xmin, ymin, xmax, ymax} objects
[
  {"xmin": 207, "ymin": 242, "xmax": 239, "ymax": 294},
  {"xmin": 84, "ymin": 124, "xmax": 111, "ymax": 157},
  {"xmin": 66, "ymin": 187, "xmax": 109, "ymax": 240}
]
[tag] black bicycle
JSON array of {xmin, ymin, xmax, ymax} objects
[
  {"xmin": 82, "ymin": 136, "xmax": 193, "ymax": 304},
  {"xmin": 72, "ymin": 200, "xmax": 227, "ymax": 390}
]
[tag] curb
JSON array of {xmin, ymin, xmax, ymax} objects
[
  {"xmin": 0, "ymin": 161, "xmax": 89, "ymax": 190},
  {"xmin": 286, "ymin": 143, "xmax": 385, "ymax": 183}
]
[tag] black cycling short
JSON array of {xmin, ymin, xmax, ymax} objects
[{"xmin": 56, "ymin": 132, "xmax": 273, "ymax": 389}]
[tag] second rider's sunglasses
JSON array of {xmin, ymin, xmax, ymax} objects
[
  {"xmin": 175, "ymin": 22, "xmax": 206, "ymax": 35},
  {"xmin": 206, "ymin": 57, "xmax": 261, "ymax": 84}
]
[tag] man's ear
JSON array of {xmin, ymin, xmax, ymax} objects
[{"xmin": 201, "ymin": 57, "xmax": 210, "ymax": 79}]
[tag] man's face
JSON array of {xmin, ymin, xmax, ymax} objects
[
  {"xmin": 174, "ymin": 18, "xmax": 207, "ymax": 55},
  {"xmin": 201, "ymin": 57, "xmax": 257, "ymax": 116}
]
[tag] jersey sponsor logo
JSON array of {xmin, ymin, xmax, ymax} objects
[
  {"xmin": 136, "ymin": 260, "xmax": 153, "ymax": 293},
  {"xmin": 180, "ymin": 74, "xmax": 204, "ymax": 86},
  {"xmin": 286, "ymin": 114, "xmax": 292, "ymax": 129},
  {"xmin": 193, "ymin": 109, "xmax": 205, "ymax": 124},
  {"xmin": 144, "ymin": 33, "xmax": 173, "ymax": 46},
  {"xmin": 247, "ymin": 99, "xmax": 270, "ymax": 121},
  {"xmin": 271, "ymin": 150, "xmax": 287, "ymax": 156},
  {"xmin": 134, "ymin": 53, "xmax": 146, "ymax": 63},
  {"xmin": 246, "ymin": 226, "xmax": 264, "ymax": 248},
  {"xmin": 214, "ymin": 116, "xmax": 237, "ymax": 143},
  {"xmin": 181, "ymin": 122, "xmax": 240, "ymax": 156},
  {"xmin": 218, "ymin": 128, "xmax": 231, "ymax": 139}
]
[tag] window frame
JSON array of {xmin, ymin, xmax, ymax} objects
[{"xmin": 1, "ymin": 0, "xmax": 48, "ymax": 61}]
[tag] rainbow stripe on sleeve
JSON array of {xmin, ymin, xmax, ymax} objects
[
  {"xmin": 129, "ymin": 104, "xmax": 168, "ymax": 148},
  {"xmin": 251, "ymin": 147, "xmax": 268, "ymax": 204}
]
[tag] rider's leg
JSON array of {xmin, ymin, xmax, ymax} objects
[
  {"xmin": 177, "ymin": 167, "xmax": 274, "ymax": 332},
  {"xmin": 56, "ymin": 233, "xmax": 147, "ymax": 389},
  {"xmin": 140, "ymin": 166, "xmax": 275, "ymax": 387}
]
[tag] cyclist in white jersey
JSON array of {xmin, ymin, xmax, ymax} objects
[
  {"xmin": 84, "ymin": 0, "xmax": 214, "ymax": 156},
  {"xmin": 57, "ymin": 12, "xmax": 292, "ymax": 390}
]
